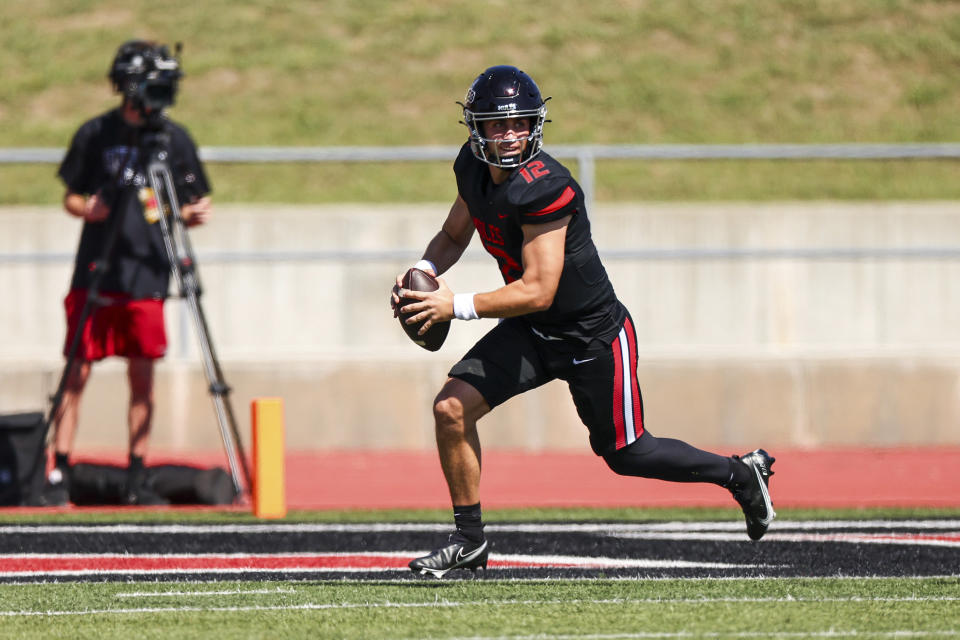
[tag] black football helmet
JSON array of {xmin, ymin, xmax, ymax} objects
[
  {"xmin": 460, "ymin": 65, "xmax": 548, "ymax": 169},
  {"xmin": 108, "ymin": 40, "xmax": 182, "ymax": 114}
]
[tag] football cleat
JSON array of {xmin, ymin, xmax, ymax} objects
[
  {"xmin": 35, "ymin": 467, "xmax": 70, "ymax": 507},
  {"xmin": 730, "ymin": 449, "xmax": 776, "ymax": 541},
  {"xmin": 409, "ymin": 533, "xmax": 489, "ymax": 578}
]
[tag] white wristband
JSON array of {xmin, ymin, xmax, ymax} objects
[
  {"xmin": 413, "ymin": 259, "xmax": 437, "ymax": 274},
  {"xmin": 453, "ymin": 293, "xmax": 480, "ymax": 320}
]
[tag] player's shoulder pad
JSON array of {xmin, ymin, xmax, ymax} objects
[
  {"xmin": 453, "ymin": 141, "xmax": 474, "ymax": 171},
  {"xmin": 507, "ymin": 157, "xmax": 577, "ymax": 219}
]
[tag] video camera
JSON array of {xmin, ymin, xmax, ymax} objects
[{"xmin": 109, "ymin": 40, "xmax": 183, "ymax": 120}]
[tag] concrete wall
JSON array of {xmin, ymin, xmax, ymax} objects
[{"xmin": 1, "ymin": 202, "xmax": 958, "ymax": 453}]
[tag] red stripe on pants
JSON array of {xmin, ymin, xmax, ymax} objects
[
  {"xmin": 623, "ymin": 315, "xmax": 644, "ymax": 437},
  {"xmin": 611, "ymin": 333, "xmax": 626, "ymax": 449}
]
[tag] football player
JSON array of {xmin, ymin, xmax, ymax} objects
[{"xmin": 393, "ymin": 65, "xmax": 776, "ymax": 578}]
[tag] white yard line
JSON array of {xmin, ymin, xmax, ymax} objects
[
  {"xmin": 613, "ymin": 531, "xmax": 960, "ymax": 547},
  {"xmin": 115, "ymin": 587, "xmax": 296, "ymax": 598},
  {"xmin": 0, "ymin": 520, "xmax": 958, "ymax": 535}
]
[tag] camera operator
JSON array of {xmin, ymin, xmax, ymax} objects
[{"xmin": 43, "ymin": 40, "xmax": 212, "ymax": 506}]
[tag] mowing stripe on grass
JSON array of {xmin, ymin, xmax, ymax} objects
[{"xmin": 1, "ymin": 595, "xmax": 959, "ymax": 618}]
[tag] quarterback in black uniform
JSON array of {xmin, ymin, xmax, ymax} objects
[{"xmin": 393, "ymin": 65, "xmax": 776, "ymax": 578}]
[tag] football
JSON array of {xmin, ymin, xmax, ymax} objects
[{"xmin": 397, "ymin": 268, "xmax": 450, "ymax": 352}]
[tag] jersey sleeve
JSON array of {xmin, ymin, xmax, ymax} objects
[
  {"xmin": 170, "ymin": 125, "xmax": 211, "ymax": 203},
  {"xmin": 57, "ymin": 120, "xmax": 100, "ymax": 195},
  {"xmin": 452, "ymin": 142, "xmax": 473, "ymax": 197},
  {"xmin": 513, "ymin": 173, "xmax": 581, "ymax": 226}
]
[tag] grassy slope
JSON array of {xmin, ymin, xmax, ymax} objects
[{"xmin": 1, "ymin": 0, "xmax": 959, "ymax": 203}]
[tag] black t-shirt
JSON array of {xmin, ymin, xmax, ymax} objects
[
  {"xmin": 454, "ymin": 143, "xmax": 625, "ymax": 344},
  {"xmin": 58, "ymin": 108, "xmax": 210, "ymax": 299}
]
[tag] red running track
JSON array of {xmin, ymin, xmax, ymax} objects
[
  {"xmin": 16, "ymin": 447, "xmax": 960, "ymax": 512},
  {"xmin": 279, "ymin": 447, "xmax": 960, "ymax": 510}
]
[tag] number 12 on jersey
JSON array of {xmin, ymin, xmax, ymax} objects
[{"xmin": 518, "ymin": 160, "xmax": 550, "ymax": 184}]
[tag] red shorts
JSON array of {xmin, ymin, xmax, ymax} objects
[{"xmin": 63, "ymin": 289, "xmax": 167, "ymax": 361}]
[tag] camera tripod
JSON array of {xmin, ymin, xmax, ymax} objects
[
  {"xmin": 144, "ymin": 132, "xmax": 251, "ymax": 498},
  {"xmin": 36, "ymin": 126, "xmax": 251, "ymax": 503}
]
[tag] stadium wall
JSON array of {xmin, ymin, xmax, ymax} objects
[{"xmin": 1, "ymin": 202, "xmax": 958, "ymax": 453}]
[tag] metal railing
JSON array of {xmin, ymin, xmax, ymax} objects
[{"xmin": 4, "ymin": 143, "xmax": 960, "ymax": 211}]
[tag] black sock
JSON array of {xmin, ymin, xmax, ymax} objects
[
  {"xmin": 54, "ymin": 453, "xmax": 70, "ymax": 471},
  {"xmin": 127, "ymin": 454, "xmax": 146, "ymax": 488},
  {"xmin": 128, "ymin": 454, "xmax": 145, "ymax": 473},
  {"xmin": 453, "ymin": 502, "xmax": 485, "ymax": 543}
]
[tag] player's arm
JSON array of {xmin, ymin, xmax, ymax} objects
[
  {"xmin": 181, "ymin": 196, "xmax": 212, "ymax": 227},
  {"xmin": 417, "ymin": 194, "xmax": 475, "ymax": 275},
  {"xmin": 399, "ymin": 215, "xmax": 569, "ymax": 332},
  {"xmin": 392, "ymin": 195, "xmax": 475, "ymax": 315},
  {"xmin": 473, "ymin": 215, "xmax": 569, "ymax": 318}
]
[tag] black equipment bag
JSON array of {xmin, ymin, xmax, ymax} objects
[
  {"xmin": 0, "ymin": 412, "xmax": 46, "ymax": 506},
  {"xmin": 69, "ymin": 462, "xmax": 236, "ymax": 506}
]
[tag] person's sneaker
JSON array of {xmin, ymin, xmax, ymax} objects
[
  {"xmin": 409, "ymin": 532, "xmax": 489, "ymax": 578},
  {"xmin": 730, "ymin": 449, "xmax": 776, "ymax": 541},
  {"xmin": 36, "ymin": 467, "xmax": 71, "ymax": 507}
]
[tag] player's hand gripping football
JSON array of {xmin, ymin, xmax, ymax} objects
[
  {"xmin": 390, "ymin": 266, "xmax": 436, "ymax": 319},
  {"xmin": 392, "ymin": 270, "xmax": 454, "ymax": 336}
]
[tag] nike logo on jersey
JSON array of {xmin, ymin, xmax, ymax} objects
[
  {"xmin": 497, "ymin": 213, "xmax": 509, "ymax": 219},
  {"xmin": 572, "ymin": 357, "xmax": 597, "ymax": 365}
]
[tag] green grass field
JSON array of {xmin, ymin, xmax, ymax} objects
[
  {"xmin": 2, "ymin": 0, "xmax": 959, "ymax": 203},
  {"xmin": 1, "ymin": 507, "xmax": 958, "ymax": 639},
  {"xmin": 3, "ymin": 576, "xmax": 958, "ymax": 639}
]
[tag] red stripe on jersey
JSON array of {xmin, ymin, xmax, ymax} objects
[
  {"xmin": 528, "ymin": 186, "xmax": 575, "ymax": 216},
  {"xmin": 611, "ymin": 334, "xmax": 627, "ymax": 449},
  {"xmin": 623, "ymin": 315, "xmax": 644, "ymax": 437}
]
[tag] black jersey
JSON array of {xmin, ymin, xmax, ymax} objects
[
  {"xmin": 58, "ymin": 108, "xmax": 210, "ymax": 299},
  {"xmin": 453, "ymin": 143, "xmax": 625, "ymax": 344}
]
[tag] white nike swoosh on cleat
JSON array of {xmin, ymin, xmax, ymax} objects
[
  {"xmin": 753, "ymin": 464, "xmax": 775, "ymax": 526},
  {"xmin": 455, "ymin": 541, "xmax": 488, "ymax": 565}
]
